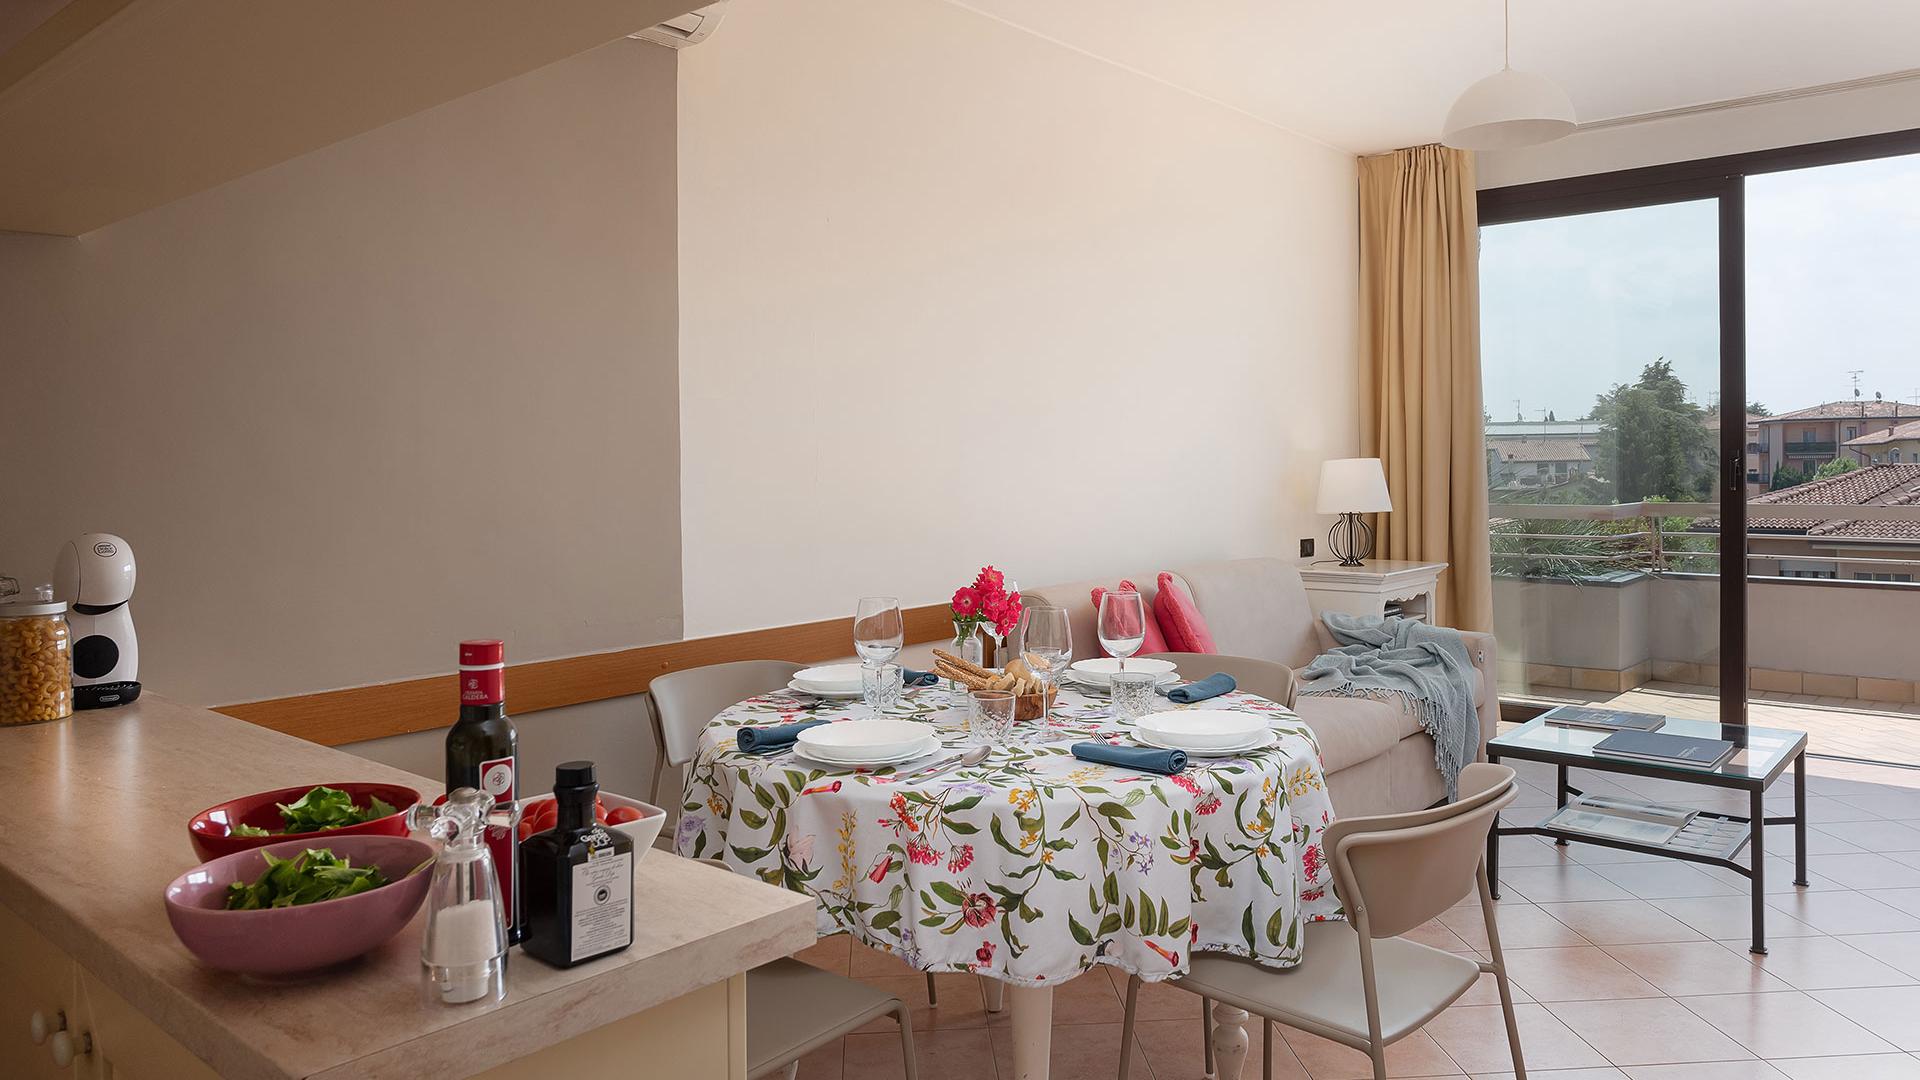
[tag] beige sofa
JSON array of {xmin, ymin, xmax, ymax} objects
[{"xmin": 1013, "ymin": 558, "xmax": 1499, "ymax": 817}]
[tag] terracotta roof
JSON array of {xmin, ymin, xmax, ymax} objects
[
  {"xmin": 1761, "ymin": 400, "xmax": 1920, "ymax": 423},
  {"xmin": 1489, "ymin": 438, "xmax": 1590, "ymax": 463},
  {"xmin": 1845, "ymin": 419, "xmax": 1920, "ymax": 447},
  {"xmin": 1747, "ymin": 464, "xmax": 1920, "ymax": 540}
]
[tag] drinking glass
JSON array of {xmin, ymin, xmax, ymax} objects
[
  {"xmin": 1097, "ymin": 590, "xmax": 1147, "ymax": 671},
  {"xmin": 854, "ymin": 596, "xmax": 904, "ymax": 707},
  {"xmin": 1020, "ymin": 607, "xmax": 1072, "ymax": 726},
  {"xmin": 971, "ymin": 689, "xmax": 1017, "ymax": 745},
  {"xmin": 1109, "ymin": 670, "xmax": 1158, "ymax": 722},
  {"xmin": 860, "ymin": 663, "xmax": 904, "ymax": 711}
]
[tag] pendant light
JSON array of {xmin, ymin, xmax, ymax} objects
[{"xmin": 1442, "ymin": 0, "xmax": 1575, "ymax": 151}]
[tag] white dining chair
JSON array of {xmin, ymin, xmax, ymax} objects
[{"xmin": 1117, "ymin": 762, "xmax": 1526, "ymax": 1080}]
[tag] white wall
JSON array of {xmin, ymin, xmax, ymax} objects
[
  {"xmin": 0, "ymin": 40, "xmax": 684, "ymax": 707},
  {"xmin": 675, "ymin": 0, "xmax": 1360, "ymax": 637},
  {"xmin": 1478, "ymin": 79, "xmax": 1920, "ymax": 189}
]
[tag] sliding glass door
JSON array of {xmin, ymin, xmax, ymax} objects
[{"xmin": 1480, "ymin": 129, "xmax": 1920, "ymax": 766}]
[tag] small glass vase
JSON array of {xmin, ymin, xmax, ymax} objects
[{"xmin": 948, "ymin": 620, "xmax": 985, "ymax": 702}]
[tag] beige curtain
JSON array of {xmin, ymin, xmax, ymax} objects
[{"xmin": 1358, "ymin": 144, "xmax": 1493, "ymax": 633}]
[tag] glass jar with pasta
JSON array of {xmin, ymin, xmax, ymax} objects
[{"xmin": 1, "ymin": 585, "xmax": 73, "ymax": 725}]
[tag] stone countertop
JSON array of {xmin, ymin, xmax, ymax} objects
[{"xmin": 0, "ymin": 695, "xmax": 815, "ymax": 1080}]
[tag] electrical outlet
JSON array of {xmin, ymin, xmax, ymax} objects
[{"xmin": 1299, "ymin": 537, "xmax": 1314, "ymax": 558}]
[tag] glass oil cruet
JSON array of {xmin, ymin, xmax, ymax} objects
[{"xmin": 409, "ymin": 787, "xmax": 510, "ymax": 1004}]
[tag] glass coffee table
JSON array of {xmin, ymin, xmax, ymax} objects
[{"xmin": 1487, "ymin": 714, "xmax": 1808, "ymax": 954}]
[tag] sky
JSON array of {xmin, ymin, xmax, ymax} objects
[{"xmin": 1480, "ymin": 152, "xmax": 1920, "ymax": 422}]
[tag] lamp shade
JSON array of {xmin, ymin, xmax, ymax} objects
[
  {"xmin": 1442, "ymin": 67, "xmax": 1576, "ymax": 151},
  {"xmin": 1316, "ymin": 458, "xmax": 1392, "ymax": 515}
]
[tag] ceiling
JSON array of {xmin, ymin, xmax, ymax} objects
[{"xmin": 952, "ymin": 0, "xmax": 1920, "ymax": 154}]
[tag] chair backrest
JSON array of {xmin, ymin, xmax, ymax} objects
[
  {"xmin": 1321, "ymin": 762, "xmax": 1517, "ymax": 938},
  {"xmin": 649, "ymin": 660, "xmax": 803, "ymax": 768},
  {"xmin": 1139, "ymin": 652, "xmax": 1296, "ymax": 708},
  {"xmin": 1166, "ymin": 558, "xmax": 1322, "ymax": 669}
]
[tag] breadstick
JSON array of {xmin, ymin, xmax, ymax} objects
[{"xmin": 932, "ymin": 648, "xmax": 994, "ymax": 680}]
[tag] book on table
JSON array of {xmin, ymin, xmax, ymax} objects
[
  {"xmin": 1544, "ymin": 793, "xmax": 1697, "ymax": 846},
  {"xmin": 1542, "ymin": 705, "xmax": 1667, "ymax": 732},
  {"xmin": 1591, "ymin": 729, "xmax": 1736, "ymax": 770}
]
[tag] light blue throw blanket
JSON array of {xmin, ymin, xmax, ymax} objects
[{"xmin": 1297, "ymin": 613, "xmax": 1479, "ymax": 800}]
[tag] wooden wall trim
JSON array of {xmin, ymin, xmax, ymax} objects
[{"xmin": 217, "ymin": 603, "xmax": 956, "ymax": 747}]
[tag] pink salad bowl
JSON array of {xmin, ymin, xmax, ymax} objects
[
  {"xmin": 164, "ymin": 834, "xmax": 434, "ymax": 976},
  {"xmin": 186, "ymin": 781, "xmax": 422, "ymax": 861}
]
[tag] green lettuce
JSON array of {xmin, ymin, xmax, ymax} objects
[{"xmin": 223, "ymin": 848, "xmax": 390, "ymax": 910}]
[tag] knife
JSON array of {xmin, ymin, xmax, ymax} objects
[{"xmin": 896, "ymin": 745, "xmax": 990, "ymax": 782}]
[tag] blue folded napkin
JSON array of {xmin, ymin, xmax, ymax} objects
[
  {"xmin": 737, "ymin": 717, "xmax": 829, "ymax": 754},
  {"xmin": 1166, "ymin": 672, "xmax": 1237, "ymax": 704},
  {"xmin": 902, "ymin": 667, "xmax": 938, "ymax": 688},
  {"xmin": 1072, "ymin": 741, "xmax": 1187, "ymax": 775}
]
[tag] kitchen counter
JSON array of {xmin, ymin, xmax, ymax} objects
[{"xmin": 0, "ymin": 695, "xmax": 816, "ymax": 1079}]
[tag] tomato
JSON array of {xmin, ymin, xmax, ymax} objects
[
  {"xmin": 594, "ymin": 806, "xmax": 610, "ymax": 824},
  {"xmin": 606, "ymin": 806, "xmax": 644, "ymax": 825},
  {"xmin": 517, "ymin": 820, "xmax": 536, "ymax": 842}
]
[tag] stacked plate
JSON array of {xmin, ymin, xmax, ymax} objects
[
  {"xmin": 794, "ymin": 719, "xmax": 940, "ymax": 768},
  {"xmin": 789, "ymin": 664, "xmax": 865, "ymax": 699},
  {"xmin": 1133, "ymin": 710, "xmax": 1274, "ymax": 757},
  {"xmin": 1066, "ymin": 657, "xmax": 1180, "ymax": 689}
]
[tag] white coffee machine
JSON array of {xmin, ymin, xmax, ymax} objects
[{"xmin": 54, "ymin": 533, "xmax": 141, "ymax": 709}]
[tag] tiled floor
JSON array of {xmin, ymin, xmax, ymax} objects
[
  {"xmin": 783, "ymin": 751, "xmax": 1920, "ymax": 1079},
  {"xmin": 1511, "ymin": 681, "xmax": 1920, "ymax": 768}
]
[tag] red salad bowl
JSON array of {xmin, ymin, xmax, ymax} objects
[
  {"xmin": 165, "ymin": 834, "xmax": 434, "ymax": 976},
  {"xmin": 187, "ymin": 782, "xmax": 422, "ymax": 861}
]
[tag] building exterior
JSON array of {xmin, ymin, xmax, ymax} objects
[
  {"xmin": 1707, "ymin": 412, "xmax": 1767, "ymax": 493},
  {"xmin": 1740, "ymin": 463, "xmax": 1920, "ymax": 582},
  {"xmin": 1845, "ymin": 418, "xmax": 1920, "ymax": 465},
  {"xmin": 1485, "ymin": 421, "xmax": 1601, "ymax": 494},
  {"xmin": 1753, "ymin": 400, "xmax": 1920, "ymax": 485}
]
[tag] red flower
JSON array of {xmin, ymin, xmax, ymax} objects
[
  {"xmin": 889, "ymin": 793, "xmax": 919, "ymax": 833},
  {"xmin": 974, "ymin": 566, "xmax": 1005, "ymax": 594},
  {"xmin": 1195, "ymin": 795, "xmax": 1222, "ymax": 816},
  {"xmin": 1190, "ymin": 921, "xmax": 1200, "ymax": 943},
  {"xmin": 1169, "ymin": 775, "xmax": 1201, "ymax": 796},
  {"xmin": 975, "ymin": 941, "xmax": 996, "ymax": 966},
  {"xmin": 961, "ymin": 892, "xmax": 997, "ymax": 927},
  {"xmin": 867, "ymin": 854, "xmax": 896, "ymax": 884},
  {"xmin": 947, "ymin": 843, "xmax": 975, "ymax": 873},
  {"xmin": 993, "ymin": 591, "xmax": 1023, "ymax": 637},
  {"xmin": 952, "ymin": 586, "xmax": 981, "ymax": 618},
  {"xmin": 1301, "ymin": 887, "xmax": 1326, "ymax": 903},
  {"xmin": 907, "ymin": 837, "xmax": 938, "ymax": 865},
  {"xmin": 1144, "ymin": 940, "xmax": 1181, "ymax": 967},
  {"xmin": 1301, "ymin": 843, "xmax": 1324, "ymax": 882}
]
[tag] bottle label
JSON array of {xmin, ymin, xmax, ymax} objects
[
  {"xmin": 479, "ymin": 755, "xmax": 515, "ymax": 802},
  {"xmin": 571, "ymin": 845, "xmax": 633, "ymax": 963},
  {"xmin": 461, "ymin": 664, "xmax": 505, "ymax": 705}
]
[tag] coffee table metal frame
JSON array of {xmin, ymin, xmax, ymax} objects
[{"xmin": 1486, "ymin": 716, "xmax": 1808, "ymax": 954}]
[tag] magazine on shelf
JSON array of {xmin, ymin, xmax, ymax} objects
[
  {"xmin": 1541, "ymin": 705, "xmax": 1667, "ymax": 733},
  {"xmin": 1592, "ymin": 729, "xmax": 1736, "ymax": 770},
  {"xmin": 1543, "ymin": 793, "xmax": 1697, "ymax": 846}
]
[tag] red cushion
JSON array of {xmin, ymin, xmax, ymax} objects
[
  {"xmin": 1089, "ymin": 580, "xmax": 1169, "ymax": 657},
  {"xmin": 1153, "ymin": 572, "xmax": 1217, "ymax": 654}
]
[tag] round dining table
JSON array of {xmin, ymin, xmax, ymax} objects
[{"xmin": 676, "ymin": 678, "xmax": 1343, "ymax": 1080}]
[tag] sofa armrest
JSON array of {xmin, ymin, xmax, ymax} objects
[
  {"xmin": 1312, "ymin": 619, "xmax": 1337, "ymax": 653},
  {"xmin": 1456, "ymin": 629, "xmax": 1499, "ymax": 760}
]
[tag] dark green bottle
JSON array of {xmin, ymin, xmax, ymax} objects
[{"xmin": 520, "ymin": 761, "xmax": 635, "ymax": 968}]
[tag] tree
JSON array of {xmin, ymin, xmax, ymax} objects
[
  {"xmin": 1771, "ymin": 462, "xmax": 1811, "ymax": 490},
  {"xmin": 1815, "ymin": 457, "xmax": 1860, "ymax": 480},
  {"xmin": 1590, "ymin": 359, "xmax": 1714, "ymax": 502},
  {"xmin": 1748, "ymin": 401, "xmax": 1773, "ymax": 417}
]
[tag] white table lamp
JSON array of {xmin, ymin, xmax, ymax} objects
[{"xmin": 1315, "ymin": 458, "xmax": 1392, "ymax": 567}]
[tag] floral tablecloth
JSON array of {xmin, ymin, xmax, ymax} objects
[{"xmin": 676, "ymin": 684, "xmax": 1343, "ymax": 986}]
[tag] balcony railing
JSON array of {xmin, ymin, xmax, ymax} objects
[
  {"xmin": 1782, "ymin": 440, "xmax": 1837, "ymax": 456},
  {"xmin": 1490, "ymin": 500, "xmax": 1920, "ymax": 579}
]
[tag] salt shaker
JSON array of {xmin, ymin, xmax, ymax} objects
[{"xmin": 409, "ymin": 788, "xmax": 510, "ymax": 1004}]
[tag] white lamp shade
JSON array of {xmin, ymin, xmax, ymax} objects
[
  {"xmin": 1442, "ymin": 67, "xmax": 1576, "ymax": 151},
  {"xmin": 1316, "ymin": 458, "xmax": 1392, "ymax": 515}
]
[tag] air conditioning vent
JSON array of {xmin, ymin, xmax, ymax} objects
[{"xmin": 629, "ymin": 2, "xmax": 727, "ymax": 49}]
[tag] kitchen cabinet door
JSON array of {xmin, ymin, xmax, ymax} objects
[
  {"xmin": 0, "ymin": 902, "xmax": 79, "ymax": 1080},
  {"xmin": 74, "ymin": 968, "xmax": 219, "ymax": 1080}
]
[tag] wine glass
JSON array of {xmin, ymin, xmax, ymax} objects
[
  {"xmin": 1020, "ymin": 607, "xmax": 1072, "ymax": 726},
  {"xmin": 854, "ymin": 597, "xmax": 904, "ymax": 708},
  {"xmin": 1097, "ymin": 590, "xmax": 1147, "ymax": 673}
]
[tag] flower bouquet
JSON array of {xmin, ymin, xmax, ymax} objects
[{"xmin": 946, "ymin": 566, "xmax": 1023, "ymax": 691}]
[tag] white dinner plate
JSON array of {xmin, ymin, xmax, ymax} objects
[
  {"xmin": 1070, "ymin": 657, "xmax": 1177, "ymax": 683},
  {"xmin": 1134, "ymin": 709, "xmax": 1270, "ymax": 749},
  {"xmin": 796, "ymin": 719, "xmax": 935, "ymax": 763},
  {"xmin": 793, "ymin": 663, "xmax": 866, "ymax": 693},
  {"xmin": 796, "ymin": 732, "xmax": 941, "ymax": 768},
  {"xmin": 787, "ymin": 680, "xmax": 863, "ymax": 700},
  {"xmin": 1065, "ymin": 669, "xmax": 1181, "ymax": 691},
  {"xmin": 1135, "ymin": 727, "xmax": 1275, "ymax": 757}
]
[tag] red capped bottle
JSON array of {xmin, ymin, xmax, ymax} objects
[{"xmin": 446, "ymin": 639, "xmax": 521, "ymax": 940}]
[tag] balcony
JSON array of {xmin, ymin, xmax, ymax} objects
[
  {"xmin": 1782, "ymin": 440, "xmax": 1838, "ymax": 456},
  {"xmin": 1490, "ymin": 501, "xmax": 1920, "ymax": 765}
]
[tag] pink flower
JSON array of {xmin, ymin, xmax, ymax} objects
[
  {"xmin": 975, "ymin": 941, "xmax": 996, "ymax": 966},
  {"xmin": 1301, "ymin": 843, "xmax": 1324, "ymax": 882},
  {"xmin": 974, "ymin": 566, "xmax": 1005, "ymax": 594},
  {"xmin": 961, "ymin": 892, "xmax": 997, "ymax": 928},
  {"xmin": 952, "ymin": 587, "xmax": 981, "ymax": 618},
  {"xmin": 947, "ymin": 843, "xmax": 975, "ymax": 873},
  {"xmin": 907, "ymin": 837, "xmax": 938, "ymax": 865},
  {"xmin": 1301, "ymin": 887, "xmax": 1327, "ymax": 903},
  {"xmin": 994, "ymin": 592, "xmax": 1023, "ymax": 637},
  {"xmin": 1196, "ymin": 795, "xmax": 1222, "ymax": 815},
  {"xmin": 867, "ymin": 854, "xmax": 896, "ymax": 884},
  {"xmin": 1169, "ymin": 775, "xmax": 1201, "ymax": 796}
]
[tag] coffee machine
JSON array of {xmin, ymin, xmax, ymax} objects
[{"xmin": 53, "ymin": 533, "xmax": 141, "ymax": 709}]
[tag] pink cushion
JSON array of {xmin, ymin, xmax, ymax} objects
[
  {"xmin": 1153, "ymin": 572, "xmax": 1216, "ymax": 655},
  {"xmin": 1088, "ymin": 580, "xmax": 1169, "ymax": 657}
]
